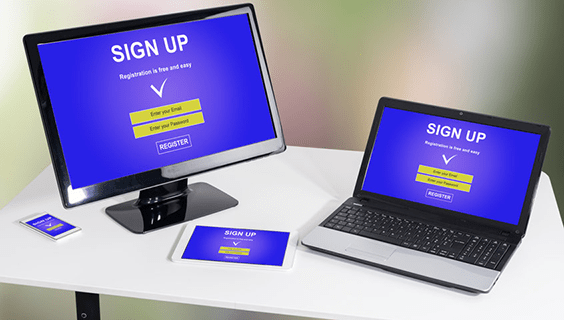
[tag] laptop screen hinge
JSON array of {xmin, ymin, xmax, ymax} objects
[{"xmin": 354, "ymin": 198, "xmax": 371, "ymax": 206}]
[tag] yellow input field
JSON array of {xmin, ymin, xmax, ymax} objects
[
  {"xmin": 129, "ymin": 98, "xmax": 201, "ymax": 125},
  {"xmin": 218, "ymin": 250, "xmax": 250, "ymax": 256},
  {"xmin": 417, "ymin": 165, "xmax": 474, "ymax": 184},
  {"xmin": 132, "ymin": 112, "xmax": 204, "ymax": 139},
  {"xmin": 415, "ymin": 173, "xmax": 471, "ymax": 192},
  {"xmin": 47, "ymin": 223, "xmax": 63, "ymax": 231},
  {"xmin": 219, "ymin": 247, "xmax": 251, "ymax": 252}
]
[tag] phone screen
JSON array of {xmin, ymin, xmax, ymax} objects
[
  {"xmin": 181, "ymin": 226, "xmax": 290, "ymax": 266},
  {"xmin": 24, "ymin": 213, "xmax": 78, "ymax": 238}
]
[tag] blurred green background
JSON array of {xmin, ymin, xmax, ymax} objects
[{"xmin": 1, "ymin": 0, "xmax": 562, "ymax": 319}]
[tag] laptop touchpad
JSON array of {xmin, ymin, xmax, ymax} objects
[{"xmin": 345, "ymin": 242, "xmax": 396, "ymax": 261}]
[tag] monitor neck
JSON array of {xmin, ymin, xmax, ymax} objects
[
  {"xmin": 135, "ymin": 179, "xmax": 188, "ymax": 206},
  {"xmin": 106, "ymin": 180, "xmax": 238, "ymax": 233}
]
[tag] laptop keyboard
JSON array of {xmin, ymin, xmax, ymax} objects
[{"xmin": 323, "ymin": 204, "xmax": 510, "ymax": 270}]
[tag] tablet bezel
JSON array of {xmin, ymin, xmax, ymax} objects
[{"xmin": 171, "ymin": 223, "xmax": 297, "ymax": 270}]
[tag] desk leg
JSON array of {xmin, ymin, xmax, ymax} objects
[{"xmin": 75, "ymin": 291, "xmax": 101, "ymax": 320}]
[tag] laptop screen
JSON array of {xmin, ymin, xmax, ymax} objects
[{"xmin": 361, "ymin": 106, "xmax": 541, "ymax": 225}]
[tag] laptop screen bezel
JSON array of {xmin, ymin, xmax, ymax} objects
[{"xmin": 354, "ymin": 97, "xmax": 550, "ymax": 237}]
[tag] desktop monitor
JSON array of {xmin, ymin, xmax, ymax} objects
[{"xmin": 23, "ymin": 4, "xmax": 285, "ymax": 233}]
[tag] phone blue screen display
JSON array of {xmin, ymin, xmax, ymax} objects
[{"xmin": 25, "ymin": 214, "xmax": 76, "ymax": 237}]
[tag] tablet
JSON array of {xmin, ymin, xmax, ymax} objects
[{"xmin": 171, "ymin": 224, "xmax": 297, "ymax": 270}]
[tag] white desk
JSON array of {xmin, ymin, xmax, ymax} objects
[{"xmin": 0, "ymin": 146, "xmax": 562, "ymax": 320}]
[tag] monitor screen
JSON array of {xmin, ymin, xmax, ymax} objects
[{"xmin": 24, "ymin": 4, "xmax": 285, "ymax": 233}]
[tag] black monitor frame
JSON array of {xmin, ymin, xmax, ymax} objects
[{"xmin": 24, "ymin": 4, "xmax": 285, "ymax": 232}]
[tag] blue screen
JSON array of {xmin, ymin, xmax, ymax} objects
[
  {"xmin": 362, "ymin": 107, "xmax": 540, "ymax": 225},
  {"xmin": 182, "ymin": 226, "xmax": 289, "ymax": 266},
  {"xmin": 38, "ymin": 14, "xmax": 276, "ymax": 188},
  {"xmin": 26, "ymin": 214, "xmax": 76, "ymax": 237}
]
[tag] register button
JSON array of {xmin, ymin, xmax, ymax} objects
[
  {"xmin": 425, "ymin": 189, "xmax": 454, "ymax": 203},
  {"xmin": 156, "ymin": 134, "xmax": 192, "ymax": 155}
]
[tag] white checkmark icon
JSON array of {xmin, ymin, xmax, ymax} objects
[
  {"xmin": 150, "ymin": 78, "xmax": 168, "ymax": 98},
  {"xmin": 442, "ymin": 154, "xmax": 457, "ymax": 165},
  {"xmin": 233, "ymin": 241, "xmax": 240, "ymax": 246}
]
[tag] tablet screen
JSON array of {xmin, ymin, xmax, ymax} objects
[
  {"xmin": 24, "ymin": 213, "xmax": 77, "ymax": 237},
  {"xmin": 181, "ymin": 226, "xmax": 290, "ymax": 266}
]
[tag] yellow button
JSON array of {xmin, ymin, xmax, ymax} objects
[
  {"xmin": 129, "ymin": 98, "xmax": 202, "ymax": 125},
  {"xmin": 218, "ymin": 250, "xmax": 250, "ymax": 256},
  {"xmin": 132, "ymin": 112, "xmax": 205, "ymax": 139},
  {"xmin": 219, "ymin": 247, "xmax": 251, "ymax": 256},
  {"xmin": 219, "ymin": 247, "xmax": 251, "ymax": 252},
  {"xmin": 47, "ymin": 223, "xmax": 63, "ymax": 231},
  {"xmin": 415, "ymin": 173, "xmax": 471, "ymax": 192},
  {"xmin": 417, "ymin": 165, "xmax": 473, "ymax": 184}
]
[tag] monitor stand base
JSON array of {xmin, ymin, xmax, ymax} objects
[{"xmin": 106, "ymin": 181, "xmax": 238, "ymax": 234}]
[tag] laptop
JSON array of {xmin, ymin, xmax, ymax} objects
[{"xmin": 302, "ymin": 97, "xmax": 550, "ymax": 293}]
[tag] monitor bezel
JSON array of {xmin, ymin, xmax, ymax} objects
[{"xmin": 24, "ymin": 3, "xmax": 285, "ymax": 208}]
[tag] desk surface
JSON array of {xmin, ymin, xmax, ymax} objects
[{"xmin": 1, "ymin": 146, "xmax": 562, "ymax": 320}]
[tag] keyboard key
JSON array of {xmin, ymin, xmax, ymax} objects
[
  {"xmin": 359, "ymin": 230, "xmax": 380, "ymax": 240},
  {"xmin": 389, "ymin": 232, "xmax": 400, "ymax": 239},
  {"xmin": 450, "ymin": 240, "xmax": 466, "ymax": 253},
  {"xmin": 485, "ymin": 243, "xmax": 510, "ymax": 269},
  {"xmin": 420, "ymin": 241, "xmax": 432, "ymax": 252},
  {"xmin": 459, "ymin": 253, "xmax": 479, "ymax": 264}
]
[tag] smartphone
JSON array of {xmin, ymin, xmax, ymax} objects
[{"xmin": 20, "ymin": 212, "xmax": 81, "ymax": 240}]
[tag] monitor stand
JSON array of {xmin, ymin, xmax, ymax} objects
[{"xmin": 105, "ymin": 179, "xmax": 238, "ymax": 233}]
